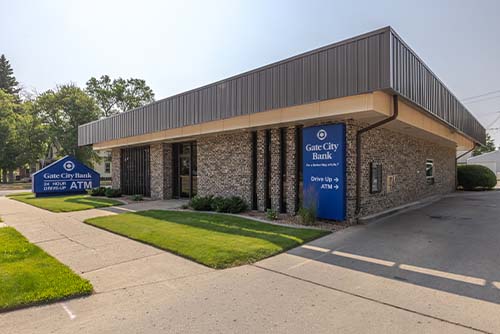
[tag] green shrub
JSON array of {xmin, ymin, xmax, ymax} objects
[
  {"xmin": 190, "ymin": 195, "xmax": 214, "ymax": 211},
  {"xmin": 298, "ymin": 205, "xmax": 317, "ymax": 226},
  {"xmin": 211, "ymin": 196, "xmax": 248, "ymax": 213},
  {"xmin": 132, "ymin": 194, "xmax": 143, "ymax": 201},
  {"xmin": 226, "ymin": 196, "xmax": 248, "ymax": 213},
  {"xmin": 266, "ymin": 208, "xmax": 278, "ymax": 220},
  {"xmin": 89, "ymin": 187, "xmax": 106, "ymax": 196},
  {"xmin": 211, "ymin": 196, "xmax": 229, "ymax": 212},
  {"xmin": 457, "ymin": 165, "xmax": 497, "ymax": 190},
  {"xmin": 105, "ymin": 188, "xmax": 122, "ymax": 198}
]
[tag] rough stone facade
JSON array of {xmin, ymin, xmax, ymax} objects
[
  {"xmin": 111, "ymin": 148, "xmax": 121, "ymax": 190},
  {"xmin": 197, "ymin": 132, "xmax": 253, "ymax": 205},
  {"xmin": 350, "ymin": 120, "xmax": 456, "ymax": 217},
  {"xmin": 269, "ymin": 129, "xmax": 282, "ymax": 213},
  {"xmin": 150, "ymin": 143, "xmax": 163, "ymax": 200},
  {"xmin": 256, "ymin": 130, "xmax": 267, "ymax": 211},
  {"xmin": 111, "ymin": 118, "xmax": 456, "ymax": 224},
  {"xmin": 285, "ymin": 126, "xmax": 298, "ymax": 214},
  {"xmin": 149, "ymin": 143, "xmax": 173, "ymax": 200}
]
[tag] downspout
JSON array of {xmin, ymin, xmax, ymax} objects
[
  {"xmin": 355, "ymin": 95, "xmax": 399, "ymax": 216},
  {"xmin": 455, "ymin": 145, "xmax": 477, "ymax": 161},
  {"xmin": 455, "ymin": 144, "xmax": 477, "ymax": 189}
]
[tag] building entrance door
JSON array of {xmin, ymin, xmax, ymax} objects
[{"xmin": 173, "ymin": 142, "xmax": 197, "ymax": 198}]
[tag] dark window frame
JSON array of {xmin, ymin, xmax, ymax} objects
[
  {"xmin": 426, "ymin": 159, "xmax": 435, "ymax": 185},
  {"xmin": 369, "ymin": 162, "xmax": 383, "ymax": 193}
]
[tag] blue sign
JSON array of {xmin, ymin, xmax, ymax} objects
[
  {"xmin": 32, "ymin": 156, "xmax": 100, "ymax": 197},
  {"xmin": 302, "ymin": 123, "xmax": 346, "ymax": 220}
]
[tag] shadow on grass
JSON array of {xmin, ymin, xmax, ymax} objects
[{"xmin": 134, "ymin": 210, "xmax": 328, "ymax": 248}]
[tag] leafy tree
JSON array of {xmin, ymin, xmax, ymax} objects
[
  {"xmin": 34, "ymin": 84, "xmax": 100, "ymax": 165},
  {"xmin": 86, "ymin": 75, "xmax": 155, "ymax": 118},
  {"xmin": 0, "ymin": 54, "xmax": 20, "ymax": 97},
  {"xmin": 473, "ymin": 133, "xmax": 496, "ymax": 156},
  {"xmin": 0, "ymin": 91, "xmax": 21, "ymax": 182},
  {"xmin": 0, "ymin": 91, "xmax": 49, "ymax": 182},
  {"xmin": 15, "ymin": 100, "xmax": 49, "ymax": 169}
]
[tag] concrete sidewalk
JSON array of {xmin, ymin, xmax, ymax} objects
[
  {"xmin": 0, "ymin": 196, "xmax": 209, "ymax": 293},
  {"xmin": 1, "ymin": 193, "xmax": 499, "ymax": 333}
]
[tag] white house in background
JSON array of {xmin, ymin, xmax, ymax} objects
[
  {"xmin": 93, "ymin": 150, "xmax": 112, "ymax": 180},
  {"xmin": 457, "ymin": 151, "xmax": 473, "ymax": 165},
  {"xmin": 467, "ymin": 150, "xmax": 500, "ymax": 179}
]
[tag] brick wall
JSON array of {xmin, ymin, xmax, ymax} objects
[
  {"xmin": 150, "ymin": 143, "xmax": 164, "ymax": 200},
  {"xmin": 112, "ymin": 118, "xmax": 456, "ymax": 223},
  {"xmin": 111, "ymin": 148, "xmax": 121, "ymax": 190},
  {"xmin": 197, "ymin": 132, "xmax": 253, "ymax": 205},
  {"xmin": 350, "ymin": 121, "xmax": 456, "ymax": 217}
]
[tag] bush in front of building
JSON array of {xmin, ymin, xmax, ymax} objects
[
  {"xmin": 266, "ymin": 208, "xmax": 278, "ymax": 220},
  {"xmin": 457, "ymin": 165, "xmax": 497, "ymax": 190},
  {"xmin": 189, "ymin": 195, "xmax": 247, "ymax": 213},
  {"xmin": 132, "ymin": 194, "xmax": 143, "ymax": 201},
  {"xmin": 105, "ymin": 188, "xmax": 122, "ymax": 198},
  {"xmin": 298, "ymin": 206, "xmax": 317, "ymax": 226},
  {"xmin": 89, "ymin": 187, "xmax": 107, "ymax": 196},
  {"xmin": 211, "ymin": 196, "xmax": 248, "ymax": 213},
  {"xmin": 190, "ymin": 195, "xmax": 214, "ymax": 211}
]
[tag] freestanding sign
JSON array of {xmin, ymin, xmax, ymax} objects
[
  {"xmin": 32, "ymin": 156, "xmax": 100, "ymax": 197},
  {"xmin": 302, "ymin": 123, "xmax": 346, "ymax": 220}
]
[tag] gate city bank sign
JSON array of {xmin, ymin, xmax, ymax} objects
[
  {"xmin": 32, "ymin": 156, "xmax": 100, "ymax": 197},
  {"xmin": 302, "ymin": 123, "xmax": 346, "ymax": 221}
]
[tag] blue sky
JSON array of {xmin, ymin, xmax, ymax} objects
[{"xmin": 1, "ymin": 0, "xmax": 500, "ymax": 143}]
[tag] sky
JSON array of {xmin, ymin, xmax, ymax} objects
[{"xmin": 1, "ymin": 0, "xmax": 500, "ymax": 144}]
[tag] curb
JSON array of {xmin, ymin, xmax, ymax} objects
[{"xmin": 357, "ymin": 194, "xmax": 443, "ymax": 224}]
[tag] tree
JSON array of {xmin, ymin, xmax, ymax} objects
[
  {"xmin": 0, "ymin": 91, "xmax": 49, "ymax": 182},
  {"xmin": 0, "ymin": 54, "xmax": 20, "ymax": 97},
  {"xmin": 473, "ymin": 133, "xmax": 496, "ymax": 156},
  {"xmin": 0, "ymin": 91, "xmax": 18, "ymax": 182},
  {"xmin": 86, "ymin": 75, "xmax": 155, "ymax": 118},
  {"xmin": 34, "ymin": 84, "xmax": 100, "ymax": 165}
]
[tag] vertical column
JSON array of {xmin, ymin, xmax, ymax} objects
[
  {"xmin": 163, "ymin": 143, "xmax": 173, "ymax": 199},
  {"xmin": 256, "ymin": 130, "xmax": 266, "ymax": 211},
  {"xmin": 270, "ymin": 128, "xmax": 282, "ymax": 212},
  {"xmin": 285, "ymin": 126, "xmax": 298, "ymax": 214},
  {"xmin": 111, "ymin": 148, "xmax": 121, "ymax": 190},
  {"xmin": 150, "ymin": 143, "xmax": 165, "ymax": 200}
]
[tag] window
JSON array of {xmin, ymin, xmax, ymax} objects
[
  {"xmin": 426, "ymin": 159, "xmax": 434, "ymax": 184},
  {"xmin": 104, "ymin": 162, "xmax": 111, "ymax": 174},
  {"xmin": 370, "ymin": 163, "xmax": 382, "ymax": 193}
]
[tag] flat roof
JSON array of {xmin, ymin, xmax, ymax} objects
[{"xmin": 78, "ymin": 26, "xmax": 485, "ymax": 146}]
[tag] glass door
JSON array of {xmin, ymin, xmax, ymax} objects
[{"xmin": 174, "ymin": 142, "xmax": 197, "ymax": 198}]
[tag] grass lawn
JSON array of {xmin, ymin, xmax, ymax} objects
[
  {"xmin": 85, "ymin": 210, "xmax": 329, "ymax": 269},
  {"xmin": 0, "ymin": 227, "xmax": 92, "ymax": 312},
  {"xmin": 7, "ymin": 192, "xmax": 123, "ymax": 213}
]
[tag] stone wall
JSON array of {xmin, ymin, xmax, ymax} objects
[
  {"xmin": 346, "ymin": 120, "xmax": 456, "ymax": 218},
  {"xmin": 112, "ymin": 118, "xmax": 456, "ymax": 223},
  {"xmin": 111, "ymin": 148, "xmax": 121, "ymax": 190},
  {"xmin": 150, "ymin": 143, "xmax": 164, "ymax": 200},
  {"xmin": 285, "ymin": 126, "xmax": 298, "ymax": 214},
  {"xmin": 197, "ymin": 132, "xmax": 253, "ymax": 205}
]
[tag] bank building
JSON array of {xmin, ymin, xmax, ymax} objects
[{"xmin": 78, "ymin": 27, "xmax": 485, "ymax": 223}]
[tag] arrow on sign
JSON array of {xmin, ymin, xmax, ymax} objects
[
  {"xmin": 334, "ymin": 184, "xmax": 339, "ymax": 190},
  {"xmin": 334, "ymin": 177, "xmax": 339, "ymax": 183}
]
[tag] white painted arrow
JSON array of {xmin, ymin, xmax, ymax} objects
[
  {"xmin": 333, "ymin": 177, "xmax": 339, "ymax": 183},
  {"xmin": 334, "ymin": 184, "xmax": 339, "ymax": 190}
]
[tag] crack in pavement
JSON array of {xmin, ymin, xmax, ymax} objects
[
  {"xmin": 251, "ymin": 264, "xmax": 491, "ymax": 334},
  {"xmin": 80, "ymin": 252, "xmax": 165, "ymax": 274}
]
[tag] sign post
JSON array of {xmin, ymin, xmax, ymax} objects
[
  {"xmin": 302, "ymin": 124, "xmax": 346, "ymax": 221},
  {"xmin": 32, "ymin": 156, "xmax": 100, "ymax": 197}
]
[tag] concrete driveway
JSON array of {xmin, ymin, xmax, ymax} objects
[{"xmin": 1, "ymin": 192, "xmax": 500, "ymax": 333}]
